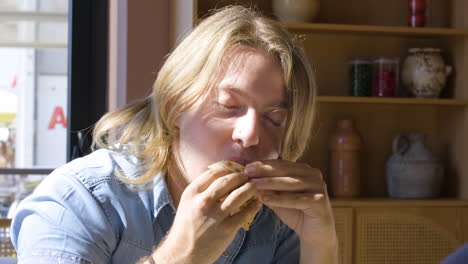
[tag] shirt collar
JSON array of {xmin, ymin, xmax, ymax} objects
[
  {"xmin": 152, "ymin": 172, "xmax": 176, "ymax": 218},
  {"xmin": 108, "ymin": 150, "xmax": 176, "ymax": 218}
]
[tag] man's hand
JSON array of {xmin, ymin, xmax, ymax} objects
[
  {"xmin": 245, "ymin": 160, "xmax": 338, "ymax": 263},
  {"xmin": 152, "ymin": 166, "xmax": 261, "ymax": 264}
]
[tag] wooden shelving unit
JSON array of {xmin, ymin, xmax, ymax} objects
[
  {"xmin": 170, "ymin": 0, "xmax": 468, "ymax": 199},
  {"xmin": 171, "ymin": 1, "xmax": 468, "ymax": 262}
]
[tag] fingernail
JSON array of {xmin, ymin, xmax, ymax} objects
[{"xmin": 263, "ymin": 195, "xmax": 272, "ymax": 202}]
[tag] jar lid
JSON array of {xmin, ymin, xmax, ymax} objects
[
  {"xmin": 408, "ymin": 48, "xmax": 423, "ymax": 53},
  {"xmin": 423, "ymin": 48, "xmax": 441, "ymax": 53},
  {"xmin": 372, "ymin": 57, "xmax": 399, "ymax": 64},
  {"xmin": 349, "ymin": 58, "xmax": 371, "ymax": 64},
  {"xmin": 409, "ymin": 47, "xmax": 441, "ymax": 53}
]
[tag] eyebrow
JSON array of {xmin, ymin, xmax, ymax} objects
[{"xmin": 221, "ymin": 86, "xmax": 288, "ymax": 109}]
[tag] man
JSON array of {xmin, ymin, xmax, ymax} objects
[{"xmin": 12, "ymin": 6, "xmax": 338, "ymax": 263}]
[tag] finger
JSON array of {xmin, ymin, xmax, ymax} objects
[
  {"xmin": 250, "ymin": 176, "xmax": 323, "ymax": 192},
  {"xmin": 219, "ymin": 182, "xmax": 259, "ymax": 216},
  {"xmin": 260, "ymin": 192, "xmax": 326, "ymax": 210},
  {"xmin": 201, "ymin": 172, "xmax": 248, "ymax": 202},
  {"xmin": 224, "ymin": 200, "xmax": 262, "ymax": 230},
  {"xmin": 189, "ymin": 166, "xmax": 233, "ymax": 194}
]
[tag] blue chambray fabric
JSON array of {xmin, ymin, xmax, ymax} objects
[{"xmin": 11, "ymin": 149, "xmax": 299, "ymax": 264}]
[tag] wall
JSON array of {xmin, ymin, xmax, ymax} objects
[{"xmin": 126, "ymin": 0, "xmax": 169, "ymax": 103}]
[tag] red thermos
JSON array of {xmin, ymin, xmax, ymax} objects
[{"xmin": 408, "ymin": 0, "xmax": 427, "ymax": 27}]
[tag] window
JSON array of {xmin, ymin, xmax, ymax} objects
[
  {"xmin": 0, "ymin": 0, "xmax": 68, "ymax": 169},
  {"xmin": 0, "ymin": 0, "xmax": 108, "ymax": 218}
]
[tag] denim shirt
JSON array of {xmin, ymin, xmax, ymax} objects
[{"xmin": 11, "ymin": 149, "xmax": 299, "ymax": 264}]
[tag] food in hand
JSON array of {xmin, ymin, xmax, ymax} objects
[
  {"xmin": 208, "ymin": 160, "xmax": 245, "ymax": 173},
  {"xmin": 208, "ymin": 160, "xmax": 258, "ymax": 231}
]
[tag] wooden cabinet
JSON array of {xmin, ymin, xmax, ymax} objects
[
  {"xmin": 333, "ymin": 200, "xmax": 468, "ymax": 264},
  {"xmin": 332, "ymin": 207, "xmax": 353, "ymax": 264}
]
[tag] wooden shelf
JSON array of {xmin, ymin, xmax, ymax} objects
[
  {"xmin": 187, "ymin": 0, "xmax": 468, "ymax": 200},
  {"xmin": 285, "ymin": 23, "xmax": 468, "ymax": 37},
  {"xmin": 317, "ymin": 96, "xmax": 468, "ymax": 106},
  {"xmin": 331, "ymin": 198, "xmax": 468, "ymax": 207}
]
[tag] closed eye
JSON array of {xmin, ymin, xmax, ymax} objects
[
  {"xmin": 216, "ymin": 103, "xmax": 241, "ymax": 111},
  {"xmin": 215, "ymin": 102, "xmax": 245, "ymax": 115},
  {"xmin": 263, "ymin": 109, "xmax": 287, "ymax": 127}
]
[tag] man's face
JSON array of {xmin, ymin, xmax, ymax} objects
[{"xmin": 174, "ymin": 47, "xmax": 288, "ymax": 183}]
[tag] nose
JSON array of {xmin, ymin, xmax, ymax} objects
[{"xmin": 232, "ymin": 108, "xmax": 259, "ymax": 148}]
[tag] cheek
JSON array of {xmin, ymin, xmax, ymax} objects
[
  {"xmin": 175, "ymin": 118, "xmax": 224, "ymax": 181},
  {"xmin": 177, "ymin": 114, "xmax": 232, "ymax": 168}
]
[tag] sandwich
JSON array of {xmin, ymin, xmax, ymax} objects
[{"xmin": 208, "ymin": 160, "xmax": 258, "ymax": 231}]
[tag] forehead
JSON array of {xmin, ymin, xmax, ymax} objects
[{"xmin": 214, "ymin": 47, "xmax": 286, "ymax": 107}]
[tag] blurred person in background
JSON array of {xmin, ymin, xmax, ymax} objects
[{"xmin": 0, "ymin": 141, "xmax": 13, "ymax": 168}]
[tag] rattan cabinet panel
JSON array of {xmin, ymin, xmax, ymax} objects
[{"xmin": 354, "ymin": 207, "xmax": 461, "ymax": 264}]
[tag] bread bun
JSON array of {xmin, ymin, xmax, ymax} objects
[
  {"xmin": 208, "ymin": 160, "xmax": 245, "ymax": 172},
  {"xmin": 208, "ymin": 160, "xmax": 257, "ymax": 231}
]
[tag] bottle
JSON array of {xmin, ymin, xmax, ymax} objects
[
  {"xmin": 408, "ymin": 0, "xmax": 427, "ymax": 27},
  {"xmin": 329, "ymin": 119, "xmax": 363, "ymax": 198}
]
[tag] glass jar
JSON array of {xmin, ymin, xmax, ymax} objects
[
  {"xmin": 349, "ymin": 58, "xmax": 372, "ymax": 97},
  {"xmin": 372, "ymin": 57, "xmax": 399, "ymax": 97}
]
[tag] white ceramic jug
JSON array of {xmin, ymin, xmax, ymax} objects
[{"xmin": 385, "ymin": 133, "xmax": 444, "ymax": 199}]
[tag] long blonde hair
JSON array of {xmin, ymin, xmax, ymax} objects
[{"xmin": 93, "ymin": 5, "xmax": 317, "ymax": 186}]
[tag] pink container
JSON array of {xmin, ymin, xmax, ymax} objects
[{"xmin": 372, "ymin": 57, "xmax": 399, "ymax": 97}]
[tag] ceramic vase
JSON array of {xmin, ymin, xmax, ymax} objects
[
  {"xmin": 272, "ymin": 0, "xmax": 320, "ymax": 23},
  {"xmin": 401, "ymin": 48, "xmax": 452, "ymax": 98},
  {"xmin": 329, "ymin": 119, "xmax": 363, "ymax": 198},
  {"xmin": 385, "ymin": 133, "xmax": 444, "ymax": 199}
]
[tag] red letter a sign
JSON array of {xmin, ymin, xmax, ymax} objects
[{"xmin": 48, "ymin": 106, "xmax": 67, "ymax": 129}]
